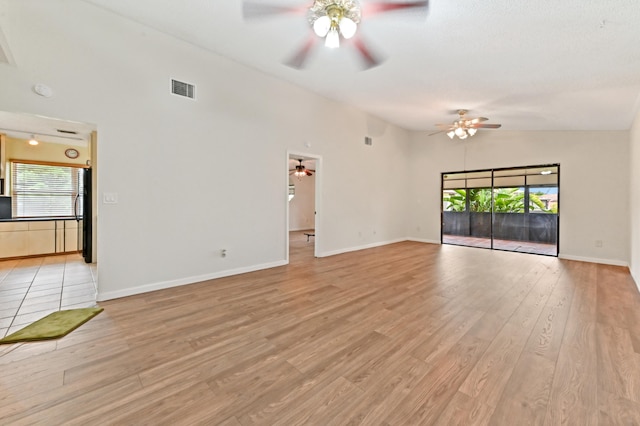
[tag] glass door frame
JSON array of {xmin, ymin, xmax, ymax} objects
[{"xmin": 441, "ymin": 163, "xmax": 560, "ymax": 257}]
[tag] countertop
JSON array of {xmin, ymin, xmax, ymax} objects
[{"xmin": 0, "ymin": 217, "xmax": 78, "ymax": 223}]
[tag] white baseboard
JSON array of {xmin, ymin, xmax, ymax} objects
[
  {"xmin": 97, "ymin": 260, "xmax": 288, "ymax": 301},
  {"xmin": 630, "ymin": 267, "xmax": 640, "ymax": 292},
  {"xmin": 406, "ymin": 238, "xmax": 441, "ymax": 245},
  {"xmin": 317, "ymin": 238, "xmax": 407, "ymax": 258},
  {"xmin": 99, "ymin": 241, "xmax": 633, "ymax": 301},
  {"xmin": 558, "ymin": 254, "xmax": 629, "ymax": 268}
]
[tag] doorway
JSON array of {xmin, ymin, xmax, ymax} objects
[
  {"xmin": 0, "ymin": 111, "xmax": 97, "ymax": 262},
  {"xmin": 0, "ymin": 111, "xmax": 98, "ymax": 337},
  {"xmin": 441, "ymin": 164, "xmax": 559, "ymax": 256},
  {"xmin": 286, "ymin": 152, "xmax": 321, "ymax": 262}
]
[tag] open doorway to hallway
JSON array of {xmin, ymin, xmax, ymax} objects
[{"xmin": 287, "ymin": 152, "xmax": 320, "ymax": 262}]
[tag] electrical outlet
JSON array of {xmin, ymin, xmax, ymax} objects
[{"xmin": 221, "ymin": 249, "xmax": 227, "ymax": 257}]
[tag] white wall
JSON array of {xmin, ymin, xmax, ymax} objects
[
  {"xmin": 630, "ymin": 109, "xmax": 640, "ymax": 289},
  {"xmin": 1, "ymin": 1, "xmax": 634, "ymax": 301},
  {"xmin": 0, "ymin": 0, "xmax": 410, "ymax": 300},
  {"xmin": 408, "ymin": 130, "xmax": 630, "ymax": 266},
  {"xmin": 289, "ymin": 175, "xmax": 315, "ymax": 231}
]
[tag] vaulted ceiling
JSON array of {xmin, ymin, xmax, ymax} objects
[{"xmin": 44, "ymin": 0, "xmax": 640, "ymax": 132}]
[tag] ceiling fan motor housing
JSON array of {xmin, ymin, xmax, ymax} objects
[{"xmin": 308, "ymin": 0, "xmax": 362, "ymax": 26}]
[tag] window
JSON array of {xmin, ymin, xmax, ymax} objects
[
  {"xmin": 11, "ymin": 161, "xmax": 84, "ymax": 218},
  {"xmin": 288, "ymin": 183, "xmax": 295, "ymax": 201},
  {"xmin": 442, "ymin": 189, "xmax": 466, "ymax": 212}
]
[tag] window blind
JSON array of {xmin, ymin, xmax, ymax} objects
[{"xmin": 11, "ymin": 161, "xmax": 83, "ymax": 218}]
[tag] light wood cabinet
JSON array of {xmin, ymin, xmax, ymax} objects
[
  {"xmin": 0, "ymin": 222, "xmax": 28, "ymax": 258},
  {"xmin": 0, "ymin": 219, "xmax": 79, "ymax": 259},
  {"xmin": 63, "ymin": 220, "xmax": 78, "ymax": 252}
]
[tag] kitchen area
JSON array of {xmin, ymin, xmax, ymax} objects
[
  {"xmin": 0, "ymin": 112, "xmax": 95, "ymax": 262},
  {"xmin": 0, "ymin": 111, "xmax": 97, "ymax": 337}
]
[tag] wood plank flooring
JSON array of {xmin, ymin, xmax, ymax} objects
[{"xmin": 1, "ymin": 231, "xmax": 639, "ymax": 424}]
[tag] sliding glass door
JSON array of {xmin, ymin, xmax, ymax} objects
[{"xmin": 442, "ymin": 165, "xmax": 559, "ymax": 256}]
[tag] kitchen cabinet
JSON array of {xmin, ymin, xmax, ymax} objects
[
  {"xmin": 27, "ymin": 221, "xmax": 56, "ymax": 255},
  {"xmin": 62, "ymin": 220, "xmax": 78, "ymax": 252},
  {"xmin": 0, "ymin": 222, "xmax": 28, "ymax": 258},
  {"xmin": 0, "ymin": 219, "xmax": 79, "ymax": 259}
]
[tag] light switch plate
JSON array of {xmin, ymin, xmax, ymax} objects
[{"xmin": 103, "ymin": 192, "xmax": 118, "ymax": 204}]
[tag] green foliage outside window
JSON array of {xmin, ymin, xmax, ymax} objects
[{"xmin": 443, "ymin": 188, "xmax": 551, "ymax": 213}]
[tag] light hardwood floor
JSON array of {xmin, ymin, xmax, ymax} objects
[{"xmin": 1, "ymin": 231, "xmax": 639, "ymax": 424}]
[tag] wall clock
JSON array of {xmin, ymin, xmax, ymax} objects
[{"xmin": 65, "ymin": 148, "xmax": 79, "ymax": 159}]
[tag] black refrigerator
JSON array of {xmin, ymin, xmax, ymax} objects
[{"xmin": 75, "ymin": 168, "xmax": 92, "ymax": 263}]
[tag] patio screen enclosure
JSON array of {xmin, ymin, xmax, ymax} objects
[{"xmin": 441, "ymin": 165, "xmax": 559, "ymax": 256}]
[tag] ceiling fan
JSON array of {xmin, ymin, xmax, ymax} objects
[
  {"xmin": 430, "ymin": 109, "xmax": 502, "ymax": 140},
  {"xmin": 242, "ymin": 0, "xmax": 429, "ymax": 69},
  {"xmin": 290, "ymin": 159, "xmax": 315, "ymax": 176}
]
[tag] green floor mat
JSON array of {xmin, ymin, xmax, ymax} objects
[{"xmin": 0, "ymin": 307, "xmax": 103, "ymax": 344}]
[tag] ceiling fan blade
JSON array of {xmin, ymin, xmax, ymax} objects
[
  {"xmin": 362, "ymin": 1, "xmax": 429, "ymax": 16},
  {"xmin": 242, "ymin": 2, "xmax": 308, "ymax": 20},
  {"xmin": 428, "ymin": 130, "xmax": 446, "ymax": 136},
  {"xmin": 285, "ymin": 35, "xmax": 318, "ymax": 69},
  {"xmin": 435, "ymin": 123, "xmax": 453, "ymax": 130},
  {"xmin": 470, "ymin": 123, "xmax": 502, "ymax": 129},
  {"xmin": 352, "ymin": 38, "xmax": 383, "ymax": 69},
  {"xmin": 305, "ymin": 170, "xmax": 313, "ymax": 176},
  {"xmin": 289, "ymin": 171, "xmax": 296, "ymax": 175},
  {"xmin": 468, "ymin": 117, "xmax": 489, "ymax": 124}
]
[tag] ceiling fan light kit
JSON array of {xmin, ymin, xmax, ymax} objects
[
  {"xmin": 433, "ymin": 109, "xmax": 502, "ymax": 140},
  {"xmin": 242, "ymin": 0, "xmax": 428, "ymax": 69},
  {"xmin": 290, "ymin": 159, "xmax": 315, "ymax": 177},
  {"xmin": 309, "ymin": 0, "xmax": 361, "ymax": 48}
]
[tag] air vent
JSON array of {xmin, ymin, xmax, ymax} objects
[
  {"xmin": 171, "ymin": 79, "xmax": 195, "ymax": 99},
  {"xmin": 364, "ymin": 136, "xmax": 373, "ymax": 146},
  {"xmin": 56, "ymin": 129, "xmax": 78, "ymax": 135}
]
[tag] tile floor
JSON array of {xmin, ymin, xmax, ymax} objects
[{"xmin": 0, "ymin": 254, "xmax": 97, "ymax": 338}]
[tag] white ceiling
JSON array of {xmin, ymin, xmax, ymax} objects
[
  {"xmin": 75, "ymin": 1, "xmax": 640, "ymax": 132},
  {"xmin": 0, "ymin": 111, "xmax": 95, "ymax": 147}
]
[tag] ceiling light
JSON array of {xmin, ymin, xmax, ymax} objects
[
  {"xmin": 290, "ymin": 159, "xmax": 315, "ymax": 178},
  {"xmin": 449, "ymin": 126, "xmax": 477, "ymax": 140},
  {"xmin": 309, "ymin": 0, "xmax": 361, "ymax": 49},
  {"xmin": 325, "ymin": 28, "xmax": 340, "ymax": 48},
  {"xmin": 313, "ymin": 15, "xmax": 331, "ymax": 36},
  {"xmin": 28, "ymin": 135, "xmax": 39, "ymax": 146},
  {"xmin": 433, "ymin": 110, "xmax": 502, "ymax": 140},
  {"xmin": 339, "ymin": 17, "xmax": 357, "ymax": 39}
]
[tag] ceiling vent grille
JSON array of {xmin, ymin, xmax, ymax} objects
[{"xmin": 171, "ymin": 79, "xmax": 195, "ymax": 99}]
